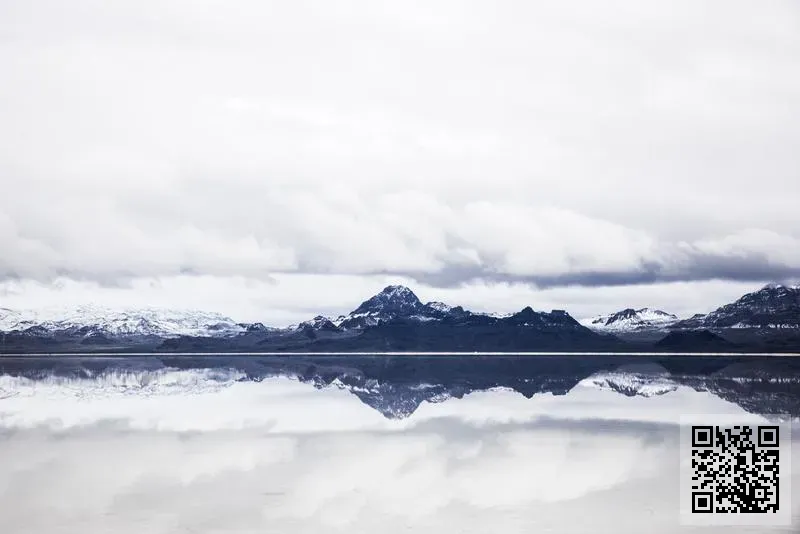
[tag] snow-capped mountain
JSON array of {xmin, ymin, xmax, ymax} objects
[
  {"xmin": 425, "ymin": 301, "xmax": 454, "ymax": 314},
  {"xmin": 582, "ymin": 308, "xmax": 678, "ymax": 332},
  {"xmin": 295, "ymin": 285, "xmax": 585, "ymax": 334},
  {"xmin": 298, "ymin": 315, "xmax": 341, "ymax": 332},
  {"xmin": 0, "ymin": 308, "xmax": 32, "ymax": 332},
  {"xmin": 4, "ymin": 282, "xmax": 800, "ymax": 353},
  {"xmin": 0, "ymin": 305, "xmax": 247, "ymax": 338},
  {"xmin": 672, "ymin": 283, "xmax": 800, "ymax": 329},
  {"xmin": 300, "ymin": 285, "xmax": 470, "ymax": 331},
  {"xmin": 0, "ymin": 284, "xmax": 614, "ymax": 352},
  {"xmin": 352, "ymin": 285, "xmax": 423, "ymax": 317}
]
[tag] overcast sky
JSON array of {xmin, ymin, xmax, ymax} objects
[{"xmin": 1, "ymin": 0, "xmax": 799, "ymax": 324}]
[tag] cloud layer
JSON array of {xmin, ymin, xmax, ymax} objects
[{"xmin": 1, "ymin": 0, "xmax": 800, "ymax": 296}]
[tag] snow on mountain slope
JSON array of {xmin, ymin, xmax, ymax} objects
[
  {"xmin": 0, "ymin": 308, "xmax": 36, "ymax": 332},
  {"xmin": 577, "ymin": 372, "xmax": 678, "ymax": 397},
  {"xmin": 298, "ymin": 315, "xmax": 341, "ymax": 331},
  {"xmin": 636, "ymin": 308, "xmax": 678, "ymax": 323},
  {"xmin": 425, "ymin": 301, "xmax": 453, "ymax": 313},
  {"xmin": 582, "ymin": 308, "xmax": 678, "ymax": 332},
  {"xmin": 296, "ymin": 285, "xmax": 588, "ymax": 334},
  {"xmin": 302, "ymin": 285, "xmax": 462, "ymax": 331},
  {"xmin": 672, "ymin": 283, "xmax": 800, "ymax": 329},
  {"xmin": 351, "ymin": 285, "xmax": 423, "ymax": 316},
  {"xmin": 0, "ymin": 305, "xmax": 246, "ymax": 338}
]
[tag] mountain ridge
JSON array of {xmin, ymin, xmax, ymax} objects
[
  {"xmin": 582, "ymin": 307, "xmax": 678, "ymax": 332},
  {"xmin": 671, "ymin": 283, "xmax": 800, "ymax": 330},
  {"xmin": 2, "ymin": 283, "xmax": 800, "ymax": 353},
  {"xmin": 0, "ymin": 305, "xmax": 247, "ymax": 338}
]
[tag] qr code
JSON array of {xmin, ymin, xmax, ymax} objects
[{"xmin": 690, "ymin": 425, "xmax": 780, "ymax": 514}]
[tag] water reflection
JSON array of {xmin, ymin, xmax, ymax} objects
[{"xmin": 0, "ymin": 355, "xmax": 797, "ymax": 533}]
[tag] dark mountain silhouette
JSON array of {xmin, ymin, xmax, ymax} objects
[
  {"xmin": 3, "ymin": 284, "xmax": 800, "ymax": 353},
  {"xmin": 672, "ymin": 284, "xmax": 800, "ymax": 329}
]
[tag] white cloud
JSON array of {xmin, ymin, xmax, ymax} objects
[{"xmin": 1, "ymin": 0, "xmax": 799, "ymax": 310}]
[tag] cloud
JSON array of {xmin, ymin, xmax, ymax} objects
[
  {"xmin": 1, "ymin": 0, "xmax": 800, "ymax": 295},
  {"xmin": 0, "ymin": 370, "xmax": 766, "ymax": 433},
  {"xmin": 0, "ymin": 423, "xmax": 670, "ymax": 533},
  {"xmin": 4, "ymin": 182, "xmax": 800, "ymax": 289}
]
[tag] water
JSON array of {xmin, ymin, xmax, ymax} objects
[
  {"xmin": 2, "ymin": 353, "xmax": 800, "ymax": 419},
  {"xmin": 1, "ymin": 354, "xmax": 798, "ymax": 533}
]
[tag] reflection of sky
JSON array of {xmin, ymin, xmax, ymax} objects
[{"xmin": 0, "ymin": 374, "xmax": 797, "ymax": 533}]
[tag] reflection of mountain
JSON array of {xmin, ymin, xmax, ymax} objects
[{"xmin": 2, "ymin": 355, "xmax": 798, "ymax": 420}]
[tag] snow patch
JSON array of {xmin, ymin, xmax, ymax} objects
[{"xmin": 582, "ymin": 307, "xmax": 678, "ymax": 332}]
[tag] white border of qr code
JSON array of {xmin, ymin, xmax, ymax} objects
[{"xmin": 679, "ymin": 414, "xmax": 792, "ymax": 527}]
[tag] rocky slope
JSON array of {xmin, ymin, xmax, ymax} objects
[
  {"xmin": 671, "ymin": 283, "xmax": 800, "ymax": 329},
  {"xmin": 302, "ymin": 285, "xmax": 472, "ymax": 331}
]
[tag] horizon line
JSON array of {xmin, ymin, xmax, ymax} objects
[{"xmin": 2, "ymin": 351, "xmax": 799, "ymax": 357}]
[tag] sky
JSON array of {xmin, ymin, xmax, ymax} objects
[
  {"xmin": 1, "ymin": 0, "xmax": 799, "ymax": 325},
  {"xmin": 0, "ymin": 373, "xmax": 797, "ymax": 533}
]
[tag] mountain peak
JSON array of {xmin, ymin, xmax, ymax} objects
[
  {"xmin": 425, "ymin": 301, "xmax": 453, "ymax": 313},
  {"xmin": 381, "ymin": 285, "xmax": 416, "ymax": 297},
  {"xmin": 351, "ymin": 285, "xmax": 423, "ymax": 316},
  {"xmin": 299, "ymin": 315, "xmax": 340, "ymax": 332},
  {"xmin": 687, "ymin": 282, "xmax": 800, "ymax": 329},
  {"xmin": 506, "ymin": 306, "xmax": 541, "ymax": 326},
  {"xmin": 761, "ymin": 283, "xmax": 786, "ymax": 291},
  {"xmin": 759, "ymin": 283, "xmax": 800, "ymax": 292},
  {"xmin": 584, "ymin": 307, "xmax": 678, "ymax": 332}
]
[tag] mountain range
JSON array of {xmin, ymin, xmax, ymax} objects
[{"xmin": 2, "ymin": 283, "xmax": 800, "ymax": 353}]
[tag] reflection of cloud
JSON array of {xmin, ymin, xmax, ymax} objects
[
  {"xmin": 1, "ymin": 418, "xmax": 797, "ymax": 533},
  {"xmin": 0, "ymin": 373, "xmax": 767, "ymax": 432},
  {"xmin": 1, "ymin": 376, "xmax": 798, "ymax": 533}
]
